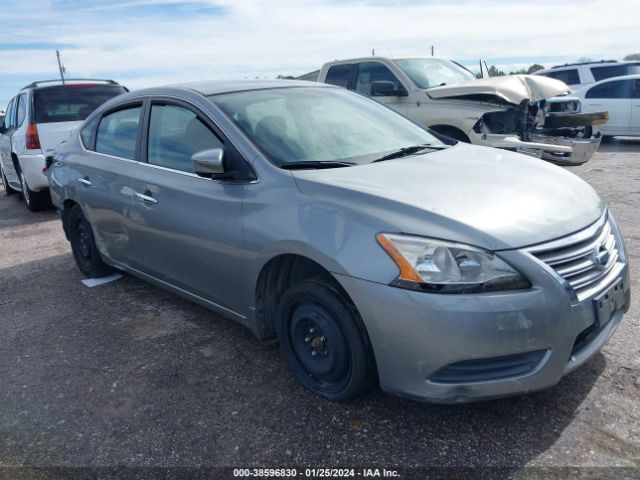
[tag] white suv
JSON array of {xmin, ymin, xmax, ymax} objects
[
  {"xmin": 537, "ymin": 60, "xmax": 640, "ymax": 90},
  {"xmin": 0, "ymin": 79, "xmax": 127, "ymax": 210}
]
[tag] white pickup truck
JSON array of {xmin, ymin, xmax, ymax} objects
[{"xmin": 311, "ymin": 57, "xmax": 606, "ymax": 165}]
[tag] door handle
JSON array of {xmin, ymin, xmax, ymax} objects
[
  {"xmin": 78, "ymin": 177, "xmax": 93, "ymax": 187},
  {"xmin": 134, "ymin": 191, "xmax": 158, "ymax": 204}
]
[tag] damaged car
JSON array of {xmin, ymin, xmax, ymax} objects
[{"xmin": 314, "ymin": 57, "xmax": 606, "ymax": 165}]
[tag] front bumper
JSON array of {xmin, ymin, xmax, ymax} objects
[
  {"xmin": 530, "ymin": 133, "xmax": 601, "ymax": 166},
  {"xmin": 17, "ymin": 152, "xmax": 48, "ymax": 191},
  {"xmin": 469, "ymin": 131, "xmax": 600, "ymax": 166},
  {"xmin": 335, "ymin": 255, "xmax": 629, "ymax": 404}
]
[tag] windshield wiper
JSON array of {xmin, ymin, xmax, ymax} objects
[
  {"xmin": 372, "ymin": 144, "xmax": 446, "ymax": 162},
  {"xmin": 280, "ymin": 161, "xmax": 356, "ymax": 170}
]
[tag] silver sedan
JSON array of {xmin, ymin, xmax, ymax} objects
[{"xmin": 46, "ymin": 80, "xmax": 630, "ymax": 403}]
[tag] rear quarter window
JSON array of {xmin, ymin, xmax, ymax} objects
[
  {"xmin": 325, "ymin": 64, "xmax": 355, "ymax": 88},
  {"xmin": 540, "ymin": 69, "xmax": 580, "ymax": 85},
  {"xmin": 591, "ymin": 64, "xmax": 640, "ymax": 81},
  {"xmin": 33, "ymin": 85, "xmax": 127, "ymax": 124}
]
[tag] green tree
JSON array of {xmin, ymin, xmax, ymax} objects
[
  {"xmin": 623, "ymin": 53, "xmax": 640, "ymax": 60},
  {"xmin": 526, "ymin": 63, "xmax": 545, "ymax": 73},
  {"xmin": 488, "ymin": 65, "xmax": 505, "ymax": 77}
]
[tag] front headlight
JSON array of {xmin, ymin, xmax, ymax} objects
[
  {"xmin": 549, "ymin": 100, "xmax": 581, "ymax": 114},
  {"xmin": 377, "ymin": 233, "xmax": 530, "ymax": 293}
]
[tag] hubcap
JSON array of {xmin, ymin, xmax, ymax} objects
[
  {"xmin": 76, "ymin": 222, "xmax": 91, "ymax": 260},
  {"xmin": 289, "ymin": 302, "xmax": 349, "ymax": 383}
]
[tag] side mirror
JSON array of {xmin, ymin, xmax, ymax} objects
[
  {"xmin": 191, "ymin": 148, "xmax": 225, "ymax": 177},
  {"xmin": 370, "ymin": 80, "xmax": 408, "ymax": 97}
]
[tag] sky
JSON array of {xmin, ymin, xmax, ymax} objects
[{"xmin": 0, "ymin": 0, "xmax": 638, "ymax": 108}]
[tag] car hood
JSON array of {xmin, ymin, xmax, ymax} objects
[
  {"xmin": 291, "ymin": 144, "xmax": 604, "ymax": 251},
  {"xmin": 426, "ymin": 75, "xmax": 570, "ymax": 104}
]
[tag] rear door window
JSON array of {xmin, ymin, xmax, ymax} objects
[
  {"xmin": 33, "ymin": 85, "xmax": 127, "ymax": 123},
  {"xmin": 3, "ymin": 98, "xmax": 15, "ymax": 130},
  {"xmin": 586, "ymin": 79, "xmax": 633, "ymax": 99},
  {"xmin": 540, "ymin": 69, "xmax": 580, "ymax": 85},
  {"xmin": 325, "ymin": 64, "xmax": 355, "ymax": 88},
  {"xmin": 95, "ymin": 106, "xmax": 142, "ymax": 160}
]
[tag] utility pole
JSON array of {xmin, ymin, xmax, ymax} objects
[
  {"xmin": 431, "ymin": 45, "xmax": 434, "ymax": 57},
  {"xmin": 56, "ymin": 50, "xmax": 66, "ymax": 84}
]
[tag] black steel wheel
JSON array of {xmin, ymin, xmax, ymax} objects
[
  {"xmin": 68, "ymin": 205, "xmax": 112, "ymax": 278},
  {"xmin": 276, "ymin": 279, "xmax": 376, "ymax": 401}
]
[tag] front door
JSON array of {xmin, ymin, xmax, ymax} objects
[
  {"xmin": 128, "ymin": 101, "xmax": 246, "ymax": 314},
  {"xmin": 583, "ymin": 79, "xmax": 633, "ymax": 135},
  {"xmin": 353, "ymin": 61, "xmax": 410, "ymax": 115}
]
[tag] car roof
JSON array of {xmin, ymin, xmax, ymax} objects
[
  {"xmin": 538, "ymin": 60, "xmax": 640, "ymax": 74},
  {"xmin": 167, "ymin": 79, "xmax": 330, "ymax": 95},
  {"xmin": 323, "ymin": 56, "xmax": 448, "ymax": 66}
]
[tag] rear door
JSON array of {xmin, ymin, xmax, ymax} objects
[
  {"xmin": 75, "ymin": 102, "xmax": 142, "ymax": 266},
  {"xmin": 128, "ymin": 99, "xmax": 247, "ymax": 314},
  {"xmin": 583, "ymin": 79, "xmax": 633, "ymax": 135},
  {"xmin": 631, "ymin": 79, "xmax": 640, "ymax": 135},
  {"xmin": 0, "ymin": 97, "xmax": 18, "ymax": 183}
]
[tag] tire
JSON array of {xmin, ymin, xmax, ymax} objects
[
  {"xmin": 67, "ymin": 204, "xmax": 113, "ymax": 278},
  {"xmin": 18, "ymin": 169, "xmax": 50, "ymax": 211},
  {"xmin": 276, "ymin": 278, "xmax": 377, "ymax": 401},
  {"xmin": 430, "ymin": 126, "xmax": 470, "ymax": 143},
  {"xmin": 1, "ymin": 162, "xmax": 15, "ymax": 196}
]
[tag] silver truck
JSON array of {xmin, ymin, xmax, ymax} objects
[{"xmin": 312, "ymin": 57, "xmax": 606, "ymax": 165}]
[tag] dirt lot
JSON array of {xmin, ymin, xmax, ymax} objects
[{"xmin": 0, "ymin": 143, "xmax": 639, "ymax": 473}]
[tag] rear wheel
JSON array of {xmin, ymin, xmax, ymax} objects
[
  {"xmin": 276, "ymin": 279, "xmax": 376, "ymax": 401},
  {"xmin": 19, "ymin": 170, "xmax": 50, "ymax": 211},
  {"xmin": 68, "ymin": 205, "xmax": 112, "ymax": 278}
]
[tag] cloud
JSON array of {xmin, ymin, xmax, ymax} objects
[{"xmin": 1, "ymin": 0, "xmax": 639, "ymax": 106}]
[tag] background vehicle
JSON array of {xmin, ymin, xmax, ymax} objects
[
  {"xmin": 313, "ymin": 57, "xmax": 603, "ymax": 165},
  {"xmin": 537, "ymin": 60, "xmax": 640, "ymax": 90},
  {"xmin": 564, "ymin": 75, "xmax": 640, "ymax": 138},
  {"xmin": 0, "ymin": 79, "xmax": 127, "ymax": 210},
  {"xmin": 47, "ymin": 80, "xmax": 629, "ymax": 404}
]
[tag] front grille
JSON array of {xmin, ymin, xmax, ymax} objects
[
  {"xmin": 527, "ymin": 214, "xmax": 624, "ymax": 301},
  {"xmin": 429, "ymin": 350, "xmax": 547, "ymax": 384}
]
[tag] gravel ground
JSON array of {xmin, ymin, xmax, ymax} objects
[{"xmin": 0, "ymin": 144, "xmax": 638, "ymax": 474}]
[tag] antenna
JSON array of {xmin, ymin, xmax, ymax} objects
[{"xmin": 56, "ymin": 50, "xmax": 66, "ymax": 84}]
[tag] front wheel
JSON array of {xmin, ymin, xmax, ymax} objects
[
  {"xmin": 68, "ymin": 205, "xmax": 113, "ymax": 278},
  {"xmin": 1, "ymin": 163, "xmax": 15, "ymax": 196},
  {"xmin": 276, "ymin": 279, "xmax": 376, "ymax": 401}
]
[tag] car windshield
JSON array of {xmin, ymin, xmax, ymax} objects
[
  {"xmin": 395, "ymin": 58, "xmax": 476, "ymax": 89},
  {"xmin": 210, "ymin": 87, "xmax": 444, "ymax": 166},
  {"xmin": 33, "ymin": 85, "xmax": 127, "ymax": 123}
]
